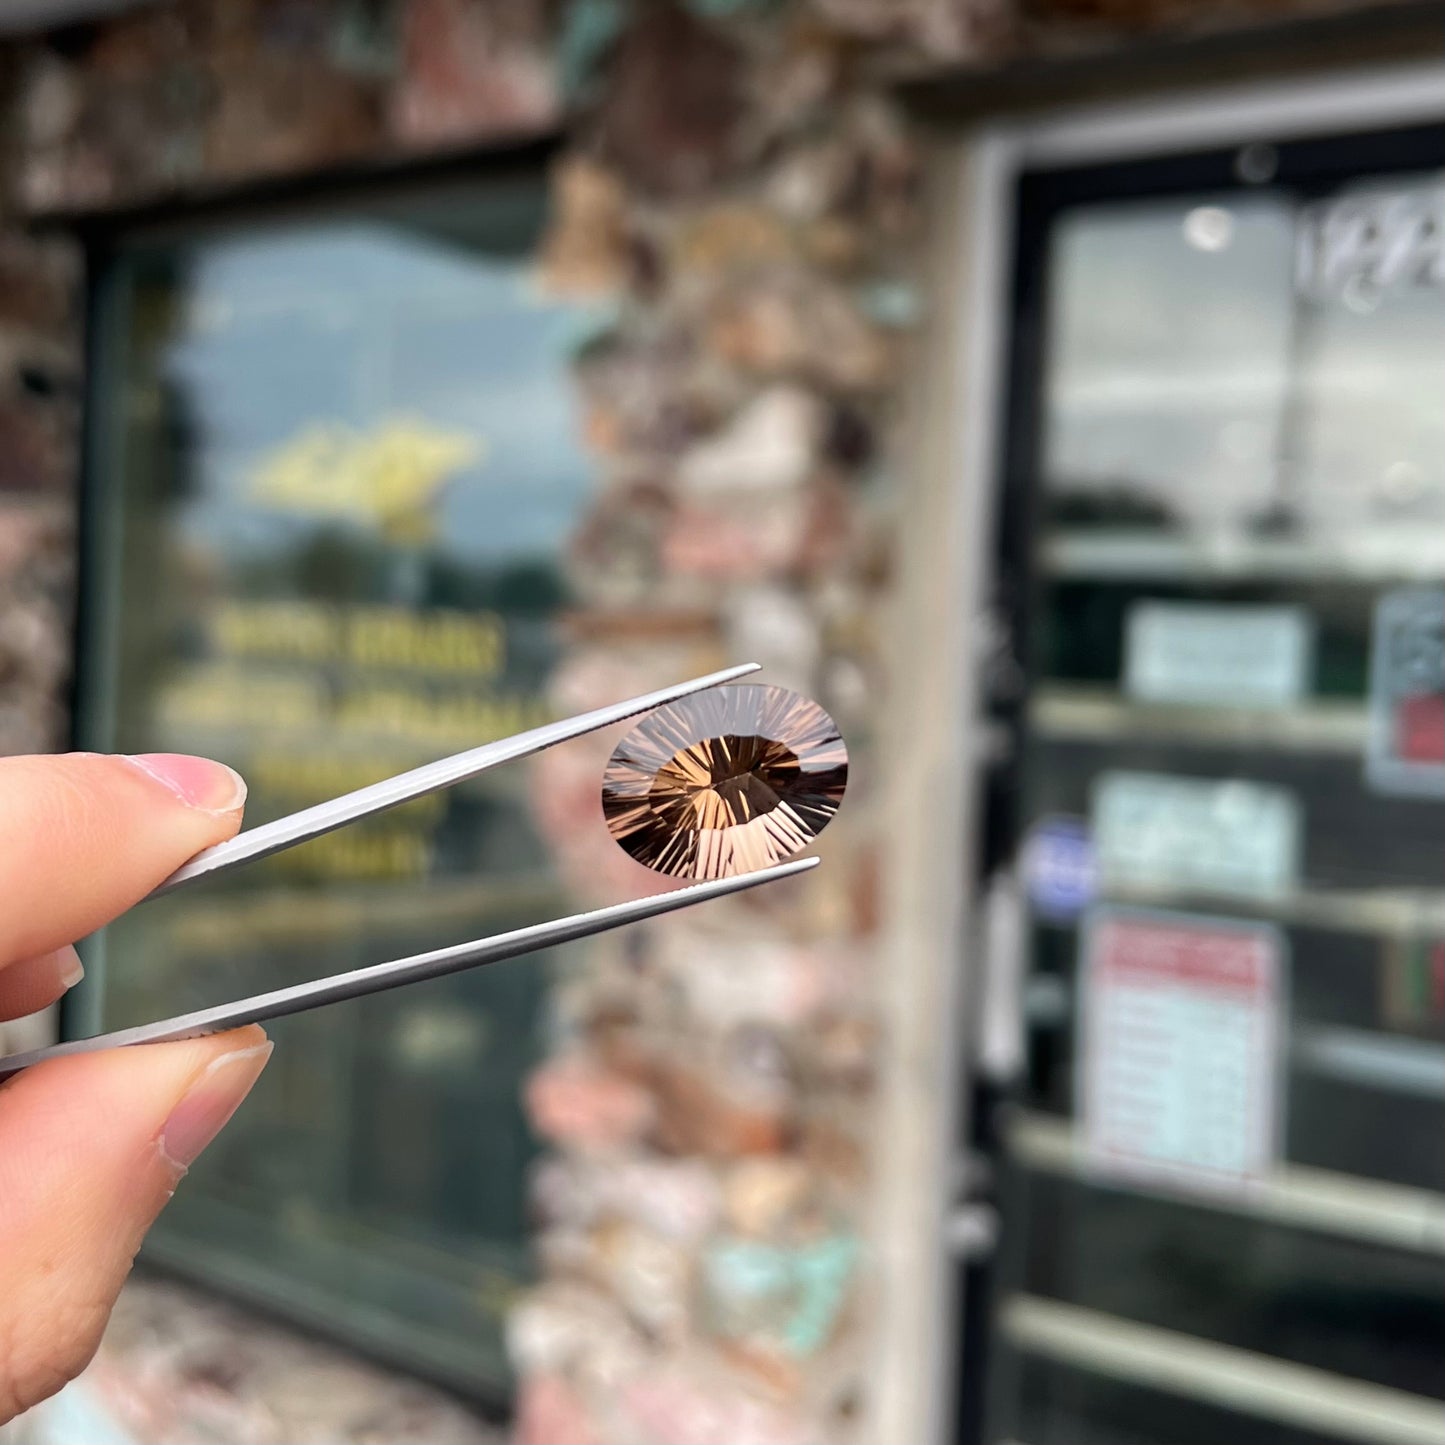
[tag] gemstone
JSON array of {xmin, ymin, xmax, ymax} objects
[{"xmin": 601, "ymin": 684, "xmax": 847, "ymax": 879}]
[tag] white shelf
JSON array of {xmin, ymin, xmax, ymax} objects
[
  {"xmin": 1006, "ymin": 1113, "xmax": 1445, "ymax": 1256},
  {"xmin": 1022, "ymin": 985, "xmax": 1445, "ymax": 1100},
  {"xmin": 1001, "ymin": 1295, "xmax": 1445, "ymax": 1445},
  {"xmin": 1031, "ymin": 686, "xmax": 1368, "ymax": 753},
  {"xmin": 1294, "ymin": 1025, "xmax": 1445, "ymax": 1101},
  {"xmin": 1093, "ymin": 878, "xmax": 1445, "ymax": 938},
  {"xmin": 1044, "ymin": 529, "xmax": 1445, "ymax": 583}
]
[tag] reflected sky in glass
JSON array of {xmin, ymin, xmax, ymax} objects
[
  {"xmin": 1044, "ymin": 175, "xmax": 1445, "ymax": 535},
  {"xmin": 161, "ymin": 222, "xmax": 598, "ymax": 563}
]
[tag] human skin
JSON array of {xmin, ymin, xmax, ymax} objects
[{"xmin": 0, "ymin": 752, "xmax": 270, "ymax": 1423}]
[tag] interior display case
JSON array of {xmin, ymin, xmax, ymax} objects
[
  {"xmin": 72, "ymin": 171, "xmax": 596, "ymax": 1394},
  {"xmin": 971, "ymin": 104, "xmax": 1445, "ymax": 1445}
]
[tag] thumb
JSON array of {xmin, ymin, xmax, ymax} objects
[{"xmin": 0, "ymin": 1028, "xmax": 270, "ymax": 1423}]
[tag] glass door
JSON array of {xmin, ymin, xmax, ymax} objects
[{"xmin": 975, "ymin": 120, "xmax": 1445, "ymax": 1445}]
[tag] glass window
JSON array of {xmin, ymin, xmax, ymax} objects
[{"xmin": 78, "ymin": 177, "xmax": 598, "ymax": 1392}]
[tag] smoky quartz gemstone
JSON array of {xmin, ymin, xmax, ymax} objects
[{"xmin": 601, "ymin": 684, "xmax": 847, "ymax": 879}]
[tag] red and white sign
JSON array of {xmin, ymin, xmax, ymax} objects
[
  {"xmin": 1367, "ymin": 587, "xmax": 1445, "ymax": 798},
  {"xmin": 1078, "ymin": 908, "xmax": 1285, "ymax": 1194}
]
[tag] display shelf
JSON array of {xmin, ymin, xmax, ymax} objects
[
  {"xmin": 1092, "ymin": 879, "xmax": 1445, "ymax": 939},
  {"xmin": 1002, "ymin": 1113, "xmax": 1445, "ymax": 1255},
  {"xmin": 1022, "ymin": 984, "xmax": 1445, "ymax": 1100},
  {"xmin": 1000, "ymin": 1295, "xmax": 1445, "ymax": 1445},
  {"xmin": 1031, "ymin": 686, "xmax": 1368, "ymax": 753},
  {"xmin": 1294, "ymin": 1025, "xmax": 1445, "ymax": 1101},
  {"xmin": 1043, "ymin": 530, "xmax": 1445, "ymax": 584}
]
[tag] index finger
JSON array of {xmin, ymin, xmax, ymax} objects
[{"xmin": 0, "ymin": 753, "xmax": 246, "ymax": 966}]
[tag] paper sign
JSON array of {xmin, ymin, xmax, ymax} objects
[
  {"xmin": 1022, "ymin": 816, "xmax": 1096, "ymax": 922},
  {"xmin": 1078, "ymin": 907, "xmax": 1285, "ymax": 1192},
  {"xmin": 1125, "ymin": 601, "xmax": 1313, "ymax": 709},
  {"xmin": 1367, "ymin": 587, "xmax": 1445, "ymax": 798},
  {"xmin": 1092, "ymin": 771, "xmax": 1301, "ymax": 901}
]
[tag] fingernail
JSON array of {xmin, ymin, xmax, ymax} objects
[
  {"xmin": 124, "ymin": 753, "xmax": 247, "ymax": 814},
  {"xmin": 50, "ymin": 944, "xmax": 84, "ymax": 990},
  {"xmin": 160, "ymin": 1040, "xmax": 272, "ymax": 1171},
  {"xmin": 6, "ymin": 945, "xmax": 84, "ymax": 1000}
]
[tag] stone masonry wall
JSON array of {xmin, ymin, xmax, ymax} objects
[{"xmin": 0, "ymin": 2, "xmax": 1399, "ymax": 1441}]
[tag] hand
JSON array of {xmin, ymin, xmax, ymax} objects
[{"xmin": 0, "ymin": 753, "xmax": 271, "ymax": 1423}]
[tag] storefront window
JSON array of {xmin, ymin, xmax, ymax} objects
[{"xmin": 77, "ymin": 176, "xmax": 597, "ymax": 1391}]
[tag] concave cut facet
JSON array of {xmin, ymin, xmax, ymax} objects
[{"xmin": 601, "ymin": 684, "xmax": 848, "ymax": 879}]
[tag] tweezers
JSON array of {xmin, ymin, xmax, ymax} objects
[{"xmin": 0, "ymin": 663, "xmax": 817, "ymax": 1081}]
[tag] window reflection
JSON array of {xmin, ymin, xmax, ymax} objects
[
  {"xmin": 1044, "ymin": 178, "xmax": 1445, "ymax": 549},
  {"xmin": 1045, "ymin": 193, "xmax": 1296, "ymax": 535}
]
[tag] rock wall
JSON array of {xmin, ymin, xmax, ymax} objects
[
  {"xmin": 0, "ymin": 2, "xmax": 1399, "ymax": 1442},
  {"xmin": 510, "ymin": 9, "xmax": 919, "ymax": 1436},
  {"xmin": 0, "ymin": 228, "xmax": 79, "ymax": 757}
]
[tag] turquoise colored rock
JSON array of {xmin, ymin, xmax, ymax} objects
[{"xmin": 703, "ymin": 1234, "xmax": 860, "ymax": 1356}]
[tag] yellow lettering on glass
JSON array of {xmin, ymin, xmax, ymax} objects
[
  {"xmin": 155, "ymin": 667, "xmax": 327, "ymax": 731},
  {"xmin": 205, "ymin": 603, "xmax": 506, "ymax": 676},
  {"xmin": 346, "ymin": 609, "xmax": 504, "ymax": 674},
  {"xmin": 269, "ymin": 828, "xmax": 433, "ymax": 881},
  {"xmin": 210, "ymin": 602, "xmax": 341, "ymax": 662},
  {"xmin": 250, "ymin": 418, "xmax": 485, "ymax": 543},
  {"xmin": 247, "ymin": 753, "xmax": 446, "ymax": 823}
]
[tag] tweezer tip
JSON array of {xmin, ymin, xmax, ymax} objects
[
  {"xmin": 782, "ymin": 855, "xmax": 821, "ymax": 873},
  {"xmin": 712, "ymin": 855, "xmax": 819, "ymax": 887}
]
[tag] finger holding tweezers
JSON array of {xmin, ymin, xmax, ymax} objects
[{"xmin": 0, "ymin": 662, "xmax": 817, "ymax": 1079}]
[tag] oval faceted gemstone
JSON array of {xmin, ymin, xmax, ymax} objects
[{"xmin": 601, "ymin": 684, "xmax": 847, "ymax": 879}]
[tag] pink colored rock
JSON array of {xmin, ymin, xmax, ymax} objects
[
  {"xmin": 524, "ymin": 1056, "xmax": 656, "ymax": 1149},
  {"xmin": 513, "ymin": 1372, "xmax": 602, "ymax": 1445},
  {"xmin": 390, "ymin": 0, "xmax": 558, "ymax": 149},
  {"xmin": 617, "ymin": 1358, "xmax": 818, "ymax": 1445}
]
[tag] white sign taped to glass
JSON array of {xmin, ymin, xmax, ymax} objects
[
  {"xmin": 1125, "ymin": 601, "xmax": 1313, "ymax": 709},
  {"xmin": 1078, "ymin": 906, "xmax": 1286, "ymax": 1193},
  {"xmin": 1367, "ymin": 586, "xmax": 1445, "ymax": 798},
  {"xmin": 1092, "ymin": 770, "xmax": 1301, "ymax": 901}
]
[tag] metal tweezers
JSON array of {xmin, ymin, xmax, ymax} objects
[{"xmin": 0, "ymin": 663, "xmax": 816, "ymax": 1081}]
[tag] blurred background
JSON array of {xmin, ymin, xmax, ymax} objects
[{"xmin": 0, "ymin": 1, "xmax": 1443, "ymax": 1442}]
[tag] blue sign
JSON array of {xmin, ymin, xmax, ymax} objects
[{"xmin": 1023, "ymin": 816, "xmax": 1097, "ymax": 922}]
